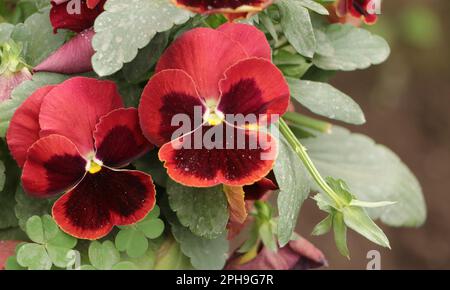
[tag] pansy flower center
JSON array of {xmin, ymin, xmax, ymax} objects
[
  {"xmin": 204, "ymin": 99, "xmax": 225, "ymax": 126},
  {"xmin": 86, "ymin": 158, "xmax": 103, "ymax": 174}
]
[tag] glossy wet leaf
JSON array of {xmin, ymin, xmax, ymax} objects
[
  {"xmin": 92, "ymin": 0, "xmax": 192, "ymax": 76},
  {"xmin": 167, "ymin": 179, "xmax": 229, "ymax": 239}
]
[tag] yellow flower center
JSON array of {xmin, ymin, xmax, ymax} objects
[
  {"xmin": 88, "ymin": 160, "xmax": 102, "ymax": 174},
  {"xmin": 204, "ymin": 99, "xmax": 224, "ymax": 126}
]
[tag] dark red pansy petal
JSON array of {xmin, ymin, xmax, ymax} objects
[
  {"xmin": 218, "ymin": 58, "xmax": 289, "ymax": 125},
  {"xmin": 94, "ymin": 108, "xmax": 152, "ymax": 168},
  {"xmin": 52, "ymin": 168, "xmax": 156, "ymax": 240},
  {"xmin": 50, "ymin": 0, "xmax": 105, "ymax": 33},
  {"xmin": 139, "ymin": 69, "xmax": 205, "ymax": 147},
  {"xmin": 22, "ymin": 135, "xmax": 87, "ymax": 198},
  {"xmin": 34, "ymin": 28, "xmax": 95, "ymax": 74},
  {"xmin": 6, "ymin": 85, "xmax": 55, "ymax": 168},
  {"xmin": 155, "ymin": 28, "xmax": 248, "ymax": 100},
  {"xmin": 173, "ymin": 0, "xmax": 273, "ymax": 19},
  {"xmin": 244, "ymin": 172, "xmax": 278, "ymax": 201},
  {"xmin": 218, "ymin": 23, "xmax": 271, "ymax": 60},
  {"xmin": 159, "ymin": 124, "xmax": 278, "ymax": 187},
  {"xmin": 39, "ymin": 77, "xmax": 124, "ymax": 157}
]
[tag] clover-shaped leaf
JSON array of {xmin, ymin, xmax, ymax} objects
[
  {"xmin": 16, "ymin": 215, "xmax": 78, "ymax": 270},
  {"xmin": 83, "ymin": 241, "xmax": 139, "ymax": 270},
  {"xmin": 115, "ymin": 205, "xmax": 165, "ymax": 258}
]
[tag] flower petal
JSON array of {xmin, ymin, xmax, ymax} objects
[
  {"xmin": 52, "ymin": 168, "xmax": 156, "ymax": 240},
  {"xmin": 218, "ymin": 58, "xmax": 290, "ymax": 125},
  {"xmin": 348, "ymin": 0, "xmax": 378, "ymax": 24},
  {"xmin": 39, "ymin": 77, "xmax": 124, "ymax": 157},
  {"xmin": 225, "ymin": 236, "xmax": 327, "ymax": 270},
  {"xmin": 224, "ymin": 185, "xmax": 247, "ymax": 224},
  {"xmin": 0, "ymin": 68, "xmax": 32, "ymax": 103},
  {"xmin": 50, "ymin": 0, "xmax": 105, "ymax": 33},
  {"xmin": 6, "ymin": 85, "xmax": 55, "ymax": 168},
  {"xmin": 173, "ymin": 0, "xmax": 273, "ymax": 19},
  {"xmin": 218, "ymin": 23, "xmax": 271, "ymax": 60},
  {"xmin": 243, "ymin": 173, "xmax": 278, "ymax": 200},
  {"xmin": 22, "ymin": 135, "xmax": 87, "ymax": 197},
  {"xmin": 34, "ymin": 28, "xmax": 95, "ymax": 74},
  {"xmin": 94, "ymin": 108, "xmax": 152, "ymax": 168},
  {"xmin": 159, "ymin": 124, "xmax": 278, "ymax": 187},
  {"xmin": 155, "ymin": 28, "xmax": 248, "ymax": 100},
  {"xmin": 139, "ymin": 69, "xmax": 205, "ymax": 147}
]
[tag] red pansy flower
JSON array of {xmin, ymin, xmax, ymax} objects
[
  {"xmin": 6, "ymin": 77, "xmax": 156, "ymax": 240},
  {"xmin": 172, "ymin": 0, "xmax": 273, "ymax": 21},
  {"xmin": 226, "ymin": 235, "xmax": 327, "ymax": 270},
  {"xmin": 35, "ymin": 0, "xmax": 106, "ymax": 74},
  {"xmin": 50, "ymin": 0, "xmax": 105, "ymax": 33},
  {"xmin": 333, "ymin": 0, "xmax": 379, "ymax": 25},
  {"xmin": 139, "ymin": 23, "xmax": 289, "ymax": 188}
]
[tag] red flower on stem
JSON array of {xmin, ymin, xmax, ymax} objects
[
  {"xmin": 172, "ymin": 0, "xmax": 273, "ymax": 21},
  {"xmin": 139, "ymin": 23, "xmax": 289, "ymax": 187},
  {"xmin": 35, "ymin": 0, "xmax": 106, "ymax": 74},
  {"xmin": 6, "ymin": 77, "xmax": 156, "ymax": 240},
  {"xmin": 332, "ymin": 0, "xmax": 379, "ymax": 25}
]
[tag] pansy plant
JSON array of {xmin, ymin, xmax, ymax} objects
[{"xmin": 7, "ymin": 77, "xmax": 156, "ymax": 239}]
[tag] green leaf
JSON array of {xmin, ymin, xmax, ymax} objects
[
  {"xmin": 0, "ymin": 23, "xmax": 15, "ymax": 43},
  {"xmin": 16, "ymin": 243, "xmax": 52, "ymax": 270},
  {"xmin": 297, "ymin": 0, "xmax": 329, "ymax": 15},
  {"xmin": 0, "ymin": 160, "xmax": 4, "ymax": 192},
  {"xmin": 350, "ymin": 200, "xmax": 397, "ymax": 208},
  {"xmin": 92, "ymin": 0, "xmax": 192, "ymax": 76},
  {"xmin": 111, "ymin": 261, "xmax": 138, "ymax": 270},
  {"xmin": 122, "ymin": 32, "xmax": 169, "ymax": 83},
  {"xmin": 15, "ymin": 185, "xmax": 51, "ymax": 230},
  {"xmin": 46, "ymin": 245, "xmax": 77, "ymax": 268},
  {"xmin": 311, "ymin": 214, "xmax": 333, "ymax": 236},
  {"xmin": 333, "ymin": 211, "xmax": 349, "ymax": 258},
  {"xmin": 342, "ymin": 206, "xmax": 391, "ymax": 249},
  {"xmin": 0, "ymin": 141, "xmax": 19, "ymax": 229},
  {"xmin": 166, "ymin": 179, "xmax": 229, "ymax": 239},
  {"xmin": 313, "ymin": 24, "xmax": 390, "ymax": 71},
  {"xmin": 171, "ymin": 222, "xmax": 228, "ymax": 270},
  {"xmin": 0, "ymin": 72, "xmax": 69, "ymax": 137},
  {"xmin": 5, "ymin": 255, "xmax": 26, "ymax": 270},
  {"xmin": 277, "ymin": 0, "xmax": 316, "ymax": 58},
  {"xmin": 303, "ymin": 127, "xmax": 426, "ymax": 227},
  {"xmin": 137, "ymin": 218, "xmax": 165, "ymax": 239},
  {"xmin": 88, "ymin": 241, "xmax": 120, "ymax": 270},
  {"xmin": 287, "ymin": 78, "xmax": 366, "ymax": 125},
  {"xmin": 47, "ymin": 228, "xmax": 77, "ymax": 249},
  {"xmin": 154, "ymin": 237, "xmax": 193, "ymax": 270},
  {"xmin": 25, "ymin": 215, "xmax": 45, "ymax": 244},
  {"xmin": 0, "ymin": 227, "xmax": 27, "ymax": 240},
  {"xmin": 10, "ymin": 9, "xmax": 67, "ymax": 66},
  {"xmin": 115, "ymin": 228, "xmax": 148, "ymax": 258},
  {"xmin": 274, "ymin": 134, "xmax": 310, "ymax": 247},
  {"xmin": 258, "ymin": 222, "xmax": 277, "ymax": 252}
]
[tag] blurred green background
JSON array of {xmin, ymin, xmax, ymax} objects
[{"xmin": 299, "ymin": 0, "xmax": 450, "ymax": 269}]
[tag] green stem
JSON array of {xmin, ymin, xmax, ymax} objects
[
  {"xmin": 279, "ymin": 118, "xmax": 344, "ymax": 208},
  {"xmin": 283, "ymin": 112, "xmax": 332, "ymax": 133}
]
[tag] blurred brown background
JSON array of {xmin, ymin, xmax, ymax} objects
[{"xmin": 299, "ymin": 0, "xmax": 450, "ymax": 269}]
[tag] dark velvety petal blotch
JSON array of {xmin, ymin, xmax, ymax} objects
[
  {"xmin": 52, "ymin": 168, "xmax": 156, "ymax": 240},
  {"xmin": 94, "ymin": 108, "xmax": 152, "ymax": 168},
  {"xmin": 22, "ymin": 135, "xmax": 87, "ymax": 197}
]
